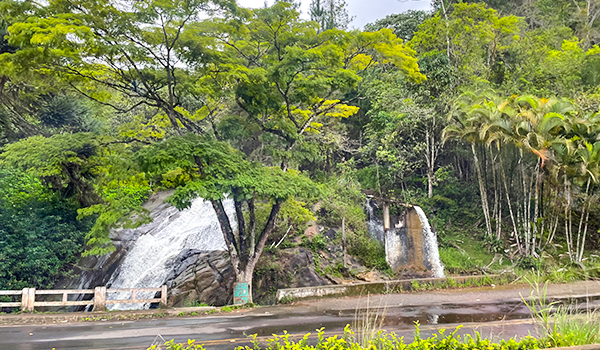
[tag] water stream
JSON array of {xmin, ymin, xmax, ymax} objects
[
  {"xmin": 366, "ymin": 199, "xmax": 444, "ymax": 278},
  {"xmin": 105, "ymin": 197, "xmax": 235, "ymax": 310},
  {"xmin": 414, "ymin": 206, "xmax": 445, "ymax": 278},
  {"xmin": 365, "ymin": 198, "xmax": 385, "ymax": 244}
]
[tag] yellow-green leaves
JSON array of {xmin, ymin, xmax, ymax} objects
[
  {"xmin": 411, "ymin": 3, "xmax": 520, "ymax": 82},
  {"xmin": 119, "ymin": 114, "xmax": 171, "ymax": 142},
  {"xmin": 360, "ymin": 29, "xmax": 425, "ymax": 83},
  {"xmin": 318, "ymin": 100, "xmax": 359, "ymax": 118}
]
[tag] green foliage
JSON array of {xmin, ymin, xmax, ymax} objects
[
  {"xmin": 301, "ymin": 234, "xmax": 327, "ymax": 253},
  {"xmin": 278, "ymin": 198, "xmax": 316, "ymax": 231},
  {"xmin": 309, "ymin": 0, "xmax": 353, "ymax": 31},
  {"xmin": 0, "ymin": 133, "xmax": 100, "ymax": 206},
  {"xmin": 523, "ymin": 278, "xmax": 600, "ymax": 348},
  {"xmin": 411, "ymin": 3, "xmax": 520, "ymax": 83},
  {"xmin": 365, "ymin": 10, "xmax": 430, "ymax": 42},
  {"xmin": 438, "ymin": 248, "xmax": 480, "ymax": 274},
  {"xmin": 149, "ymin": 339, "xmax": 205, "ymax": 350},
  {"xmin": 0, "ymin": 168, "xmax": 88, "ymax": 290},
  {"xmin": 137, "ymin": 134, "xmax": 320, "ymax": 207},
  {"xmin": 157, "ymin": 324, "xmax": 545, "ymax": 350}
]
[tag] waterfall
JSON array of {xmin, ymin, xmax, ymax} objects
[
  {"xmin": 413, "ymin": 206, "xmax": 445, "ymax": 278},
  {"xmin": 365, "ymin": 198, "xmax": 385, "ymax": 244},
  {"xmin": 105, "ymin": 197, "xmax": 235, "ymax": 310}
]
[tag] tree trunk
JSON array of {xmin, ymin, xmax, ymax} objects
[
  {"xmin": 211, "ymin": 197, "xmax": 282, "ymax": 304},
  {"xmin": 427, "ymin": 167, "xmax": 434, "ymax": 199},
  {"xmin": 472, "ymin": 143, "xmax": 492, "ymax": 237},
  {"xmin": 499, "ymin": 155, "xmax": 521, "ymax": 253}
]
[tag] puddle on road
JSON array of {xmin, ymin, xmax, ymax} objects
[{"xmin": 244, "ymin": 296, "xmax": 600, "ymax": 336}]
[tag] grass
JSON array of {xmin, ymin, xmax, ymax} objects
[
  {"xmin": 438, "ymin": 230, "xmax": 512, "ymax": 275},
  {"xmin": 350, "ymin": 295, "xmax": 387, "ymax": 347},
  {"xmin": 521, "ymin": 275, "xmax": 600, "ymax": 348}
]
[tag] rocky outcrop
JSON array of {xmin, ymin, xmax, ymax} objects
[
  {"xmin": 165, "ymin": 250, "xmax": 235, "ymax": 307},
  {"xmin": 166, "ymin": 247, "xmax": 331, "ymax": 306},
  {"xmin": 55, "ymin": 191, "xmax": 180, "ymax": 290},
  {"xmin": 253, "ymin": 247, "xmax": 331, "ymax": 304}
]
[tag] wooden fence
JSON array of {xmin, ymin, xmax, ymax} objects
[{"xmin": 0, "ymin": 285, "xmax": 167, "ymax": 312}]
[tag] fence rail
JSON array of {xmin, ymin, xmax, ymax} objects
[{"xmin": 0, "ymin": 285, "xmax": 167, "ymax": 312}]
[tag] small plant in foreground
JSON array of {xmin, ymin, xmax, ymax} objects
[
  {"xmin": 148, "ymin": 324, "xmax": 544, "ymax": 350},
  {"xmin": 279, "ymin": 295, "xmax": 295, "ymax": 304},
  {"xmin": 149, "ymin": 339, "xmax": 204, "ymax": 350}
]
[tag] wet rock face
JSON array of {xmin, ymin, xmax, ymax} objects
[
  {"xmin": 55, "ymin": 193, "xmax": 179, "ymax": 290},
  {"xmin": 253, "ymin": 247, "xmax": 331, "ymax": 305},
  {"xmin": 165, "ymin": 250, "xmax": 235, "ymax": 307}
]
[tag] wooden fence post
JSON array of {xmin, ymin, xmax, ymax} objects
[
  {"xmin": 27, "ymin": 288, "xmax": 35, "ymax": 312},
  {"xmin": 21, "ymin": 288, "xmax": 28, "ymax": 312},
  {"xmin": 160, "ymin": 285, "xmax": 167, "ymax": 308},
  {"xmin": 93, "ymin": 286, "xmax": 106, "ymax": 312}
]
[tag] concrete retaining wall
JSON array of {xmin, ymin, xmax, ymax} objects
[{"xmin": 276, "ymin": 274, "xmax": 510, "ymax": 302}]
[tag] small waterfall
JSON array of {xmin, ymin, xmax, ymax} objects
[
  {"xmin": 105, "ymin": 197, "xmax": 235, "ymax": 310},
  {"xmin": 365, "ymin": 198, "xmax": 384, "ymax": 244},
  {"xmin": 413, "ymin": 206, "xmax": 445, "ymax": 278}
]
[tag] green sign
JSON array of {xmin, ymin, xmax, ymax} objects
[{"xmin": 233, "ymin": 282, "xmax": 249, "ymax": 305}]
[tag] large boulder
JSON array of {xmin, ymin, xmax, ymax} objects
[{"xmin": 166, "ymin": 250, "xmax": 235, "ymax": 307}]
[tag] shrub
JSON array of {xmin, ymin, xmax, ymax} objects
[
  {"xmin": 301, "ymin": 234, "xmax": 327, "ymax": 253},
  {"xmin": 149, "ymin": 324, "xmax": 544, "ymax": 350},
  {"xmin": 0, "ymin": 169, "xmax": 89, "ymax": 290}
]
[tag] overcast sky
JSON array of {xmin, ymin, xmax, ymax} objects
[{"xmin": 236, "ymin": 0, "xmax": 432, "ymax": 28}]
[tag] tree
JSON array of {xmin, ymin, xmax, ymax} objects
[
  {"xmin": 194, "ymin": 2, "xmax": 425, "ymax": 169},
  {"xmin": 364, "ymin": 10, "xmax": 430, "ymax": 42},
  {"xmin": 1, "ymin": 0, "xmax": 237, "ymax": 135},
  {"xmin": 309, "ymin": 0, "xmax": 353, "ymax": 32},
  {"xmin": 411, "ymin": 3, "xmax": 520, "ymax": 83},
  {"xmin": 137, "ymin": 134, "xmax": 319, "ymax": 303},
  {"xmin": 0, "ymin": 133, "xmax": 101, "ymax": 206},
  {"xmin": 444, "ymin": 91, "xmax": 495, "ymax": 239},
  {"xmin": 0, "ymin": 168, "xmax": 88, "ymax": 290}
]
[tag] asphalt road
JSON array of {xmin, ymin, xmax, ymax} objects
[{"xmin": 1, "ymin": 280, "xmax": 599, "ymax": 350}]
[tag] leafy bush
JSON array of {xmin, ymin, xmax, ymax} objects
[
  {"xmin": 347, "ymin": 230, "xmax": 390, "ymax": 272},
  {"xmin": 0, "ymin": 169, "xmax": 89, "ymax": 290},
  {"xmin": 301, "ymin": 234, "xmax": 327, "ymax": 253},
  {"xmin": 150, "ymin": 324, "xmax": 544, "ymax": 350}
]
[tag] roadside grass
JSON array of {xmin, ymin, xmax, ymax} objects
[
  {"xmin": 438, "ymin": 231, "xmax": 510, "ymax": 275},
  {"xmin": 148, "ymin": 278, "xmax": 600, "ymax": 350},
  {"xmin": 522, "ymin": 275, "xmax": 600, "ymax": 347},
  {"xmin": 350, "ymin": 295, "xmax": 387, "ymax": 347}
]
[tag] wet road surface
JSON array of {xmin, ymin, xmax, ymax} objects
[{"xmin": 2, "ymin": 281, "xmax": 600, "ymax": 350}]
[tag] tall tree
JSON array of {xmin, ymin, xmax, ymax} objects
[
  {"xmin": 309, "ymin": 0, "xmax": 353, "ymax": 31},
  {"xmin": 364, "ymin": 10, "xmax": 431, "ymax": 42},
  {"xmin": 137, "ymin": 134, "xmax": 318, "ymax": 303},
  {"xmin": 194, "ymin": 2, "xmax": 425, "ymax": 169},
  {"xmin": 1, "ymin": 0, "xmax": 236, "ymax": 135}
]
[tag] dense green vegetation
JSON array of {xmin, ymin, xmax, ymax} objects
[
  {"xmin": 1, "ymin": 0, "xmax": 600, "ymax": 301},
  {"xmin": 0, "ymin": 169, "xmax": 89, "ymax": 290},
  {"xmin": 149, "ymin": 322, "xmax": 592, "ymax": 350}
]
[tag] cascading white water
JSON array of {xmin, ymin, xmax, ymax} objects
[
  {"xmin": 365, "ymin": 198, "xmax": 385, "ymax": 244},
  {"xmin": 413, "ymin": 206, "xmax": 445, "ymax": 278},
  {"xmin": 106, "ymin": 197, "xmax": 235, "ymax": 310}
]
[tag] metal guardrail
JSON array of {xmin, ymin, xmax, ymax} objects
[{"xmin": 0, "ymin": 285, "xmax": 167, "ymax": 312}]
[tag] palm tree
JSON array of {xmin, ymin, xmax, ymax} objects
[
  {"xmin": 444, "ymin": 90, "xmax": 495, "ymax": 238},
  {"xmin": 448, "ymin": 91, "xmax": 578, "ymax": 258}
]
